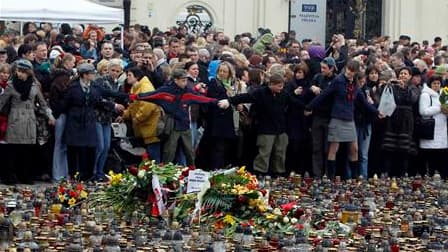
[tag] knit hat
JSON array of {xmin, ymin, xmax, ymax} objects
[{"xmin": 16, "ymin": 59, "xmax": 33, "ymax": 70}]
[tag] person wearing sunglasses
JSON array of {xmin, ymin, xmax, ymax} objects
[{"xmin": 305, "ymin": 60, "xmax": 384, "ymax": 180}]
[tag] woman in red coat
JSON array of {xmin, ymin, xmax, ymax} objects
[{"xmin": 0, "ymin": 63, "xmax": 10, "ymax": 143}]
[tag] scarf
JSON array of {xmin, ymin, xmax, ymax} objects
[
  {"xmin": 221, "ymin": 78, "xmax": 232, "ymax": 90},
  {"xmin": 12, "ymin": 75, "xmax": 33, "ymax": 101}
]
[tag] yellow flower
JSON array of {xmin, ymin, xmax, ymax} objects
[
  {"xmin": 237, "ymin": 166, "xmax": 246, "ymax": 175},
  {"xmin": 80, "ymin": 190, "xmax": 88, "ymax": 199},
  {"xmin": 68, "ymin": 197, "xmax": 77, "ymax": 207},
  {"xmin": 233, "ymin": 185, "xmax": 250, "ymax": 195},
  {"xmin": 248, "ymin": 199, "xmax": 258, "ymax": 207},
  {"xmin": 266, "ymin": 214, "xmax": 276, "ymax": 220},
  {"xmin": 258, "ymin": 204, "xmax": 267, "ymax": 213},
  {"xmin": 108, "ymin": 171, "xmax": 123, "ymax": 186},
  {"xmin": 58, "ymin": 194, "xmax": 66, "ymax": 203},
  {"xmin": 223, "ymin": 214, "xmax": 236, "ymax": 225}
]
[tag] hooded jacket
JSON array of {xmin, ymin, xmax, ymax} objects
[{"xmin": 419, "ymin": 84, "xmax": 448, "ymax": 149}]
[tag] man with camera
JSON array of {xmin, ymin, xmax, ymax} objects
[{"xmin": 137, "ymin": 49, "xmax": 164, "ymax": 89}]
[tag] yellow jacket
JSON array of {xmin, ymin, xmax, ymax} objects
[{"xmin": 123, "ymin": 76, "xmax": 160, "ymax": 144}]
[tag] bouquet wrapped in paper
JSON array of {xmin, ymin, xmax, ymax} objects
[{"xmin": 440, "ymin": 86, "xmax": 448, "ymax": 114}]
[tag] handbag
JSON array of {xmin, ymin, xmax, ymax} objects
[
  {"xmin": 415, "ymin": 97, "xmax": 435, "ymax": 140},
  {"xmin": 378, "ymin": 84, "xmax": 397, "ymax": 117},
  {"xmin": 156, "ymin": 108, "xmax": 174, "ymax": 140}
]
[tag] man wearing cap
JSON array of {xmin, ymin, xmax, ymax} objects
[
  {"xmin": 61, "ymin": 63, "xmax": 124, "ymax": 181},
  {"xmin": 307, "ymin": 57, "xmax": 337, "ymax": 178},
  {"xmin": 130, "ymin": 68, "xmax": 218, "ymax": 166}
]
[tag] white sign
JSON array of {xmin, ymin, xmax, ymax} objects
[
  {"xmin": 187, "ymin": 169, "xmax": 210, "ymax": 193},
  {"xmin": 290, "ymin": 0, "xmax": 327, "ymax": 44}
]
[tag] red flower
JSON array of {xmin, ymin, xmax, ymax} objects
[
  {"xmin": 69, "ymin": 190, "xmax": 79, "ymax": 198},
  {"xmin": 238, "ymin": 195, "xmax": 248, "ymax": 203},
  {"xmin": 58, "ymin": 186, "xmax": 65, "ymax": 194},
  {"xmin": 213, "ymin": 211, "xmax": 223, "ymax": 218},
  {"xmin": 142, "ymin": 152, "xmax": 149, "ymax": 161},
  {"xmin": 128, "ymin": 166, "xmax": 138, "ymax": 176},
  {"xmin": 75, "ymin": 183, "xmax": 83, "ymax": 191},
  {"xmin": 281, "ymin": 202, "xmax": 296, "ymax": 213},
  {"xmin": 295, "ymin": 223, "xmax": 304, "ymax": 230}
]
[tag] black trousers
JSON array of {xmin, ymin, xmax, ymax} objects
[
  {"xmin": 420, "ymin": 148, "xmax": 448, "ymax": 178},
  {"xmin": 67, "ymin": 145, "xmax": 95, "ymax": 181},
  {"xmin": 384, "ymin": 151, "xmax": 409, "ymax": 177},
  {"xmin": 4, "ymin": 144, "xmax": 34, "ymax": 183},
  {"xmin": 285, "ymin": 138, "xmax": 312, "ymax": 175}
]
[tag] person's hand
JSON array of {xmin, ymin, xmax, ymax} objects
[
  {"xmin": 304, "ymin": 110, "xmax": 312, "ymax": 116},
  {"xmin": 194, "ymin": 83, "xmax": 207, "ymax": 94},
  {"xmin": 378, "ymin": 112, "xmax": 385, "ymax": 119},
  {"xmin": 236, "ymin": 104, "xmax": 244, "ymax": 112},
  {"xmin": 294, "ymin": 86, "xmax": 303, "ymax": 95},
  {"xmin": 310, "ymin": 85, "xmax": 321, "ymax": 95},
  {"xmin": 115, "ymin": 116, "xmax": 124, "ymax": 123},
  {"xmin": 115, "ymin": 103, "xmax": 125, "ymax": 113},
  {"xmin": 218, "ymin": 99, "xmax": 230, "ymax": 109},
  {"xmin": 89, "ymin": 39, "xmax": 96, "ymax": 48},
  {"xmin": 48, "ymin": 118, "xmax": 56, "ymax": 126},
  {"xmin": 145, "ymin": 60, "xmax": 154, "ymax": 72}
]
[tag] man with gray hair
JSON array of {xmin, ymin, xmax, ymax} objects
[
  {"xmin": 198, "ymin": 48, "xmax": 211, "ymax": 84},
  {"xmin": 153, "ymin": 48, "xmax": 168, "ymax": 86}
]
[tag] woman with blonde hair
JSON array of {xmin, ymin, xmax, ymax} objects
[{"xmin": 201, "ymin": 61, "xmax": 240, "ymax": 170}]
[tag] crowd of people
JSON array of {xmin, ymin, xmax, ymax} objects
[{"xmin": 0, "ymin": 21, "xmax": 447, "ymax": 184}]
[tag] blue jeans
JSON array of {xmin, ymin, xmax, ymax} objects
[
  {"xmin": 95, "ymin": 122, "xmax": 111, "ymax": 179},
  {"xmin": 52, "ymin": 114, "xmax": 68, "ymax": 181},
  {"xmin": 147, "ymin": 142, "xmax": 161, "ymax": 163},
  {"xmin": 357, "ymin": 124, "xmax": 371, "ymax": 178},
  {"xmin": 190, "ymin": 121, "xmax": 200, "ymax": 151}
]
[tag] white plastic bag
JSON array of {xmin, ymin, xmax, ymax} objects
[{"xmin": 378, "ymin": 85, "xmax": 396, "ymax": 117}]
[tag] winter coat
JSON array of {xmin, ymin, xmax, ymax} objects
[
  {"xmin": 382, "ymin": 83, "xmax": 420, "ymax": 154},
  {"xmin": 285, "ymin": 79, "xmax": 311, "ymax": 140},
  {"xmin": 61, "ymin": 79, "xmax": 115, "ymax": 147},
  {"xmin": 0, "ymin": 80, "xmax": 54, "ymax": 144},
  {"xmin": 204, "ymin": 78, "xmax": 237, "ymax": 139},
  {"xmin": 229, "ymin": 86, "xmax": 305, "ymax": 135},
  {"xmin": 49, "ymin": 68, "xmax": 72, "ymax": 119},
  {"xmin": 0, "ymin": 79, "xmax": 8, "ymax": 141},
  {"xmin": 123, "ymin": 77, "xmax": 160, "ymax": 145},
  {"xmin": 252, "ymin": 33, "xmax": 274, "ymax": 55},
  {"xmin": 419, "ymin": 85, "xmax": 448, "ymax": 149},
  {"xmin": 307, "ymin": 74, "xmax": 378, "ymax": 121}
]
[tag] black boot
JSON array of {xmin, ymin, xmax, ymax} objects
[{"xmin": 326, "ymin": 160, "xmax": 336, "ymax": 180}]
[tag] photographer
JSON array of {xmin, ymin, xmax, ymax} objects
[
  {"xmin": 326, "ymin": 34, "xmax": 348, "ymax": 72},
  {"xmin": 138, "ymin": 49, "xmax": 164, "ymax": 89}
]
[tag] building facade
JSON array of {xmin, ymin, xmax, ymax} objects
[{"xmin": 89, "ymin": 0, "xmax": 448, "ymax": 43}]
